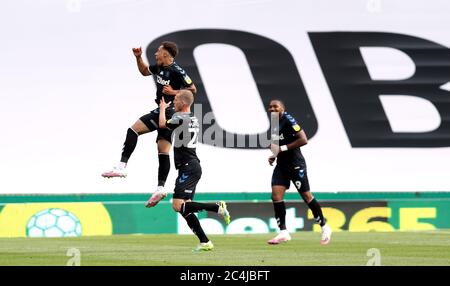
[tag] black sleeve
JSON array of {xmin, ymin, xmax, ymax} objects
[
  {"xmin": 149, "ymin": 65, "xmax": 159, "ymax": 75},
  {"xmin": 175, "ymin": 68, "xmax": 193, "ymax": 87},
  {"xmin": 285, "ymin": 114, "xmax": 302, "ymax": 133},
  {"xmin": 166, "ymin": 116, "xmax": 184, "ymax": 130}
]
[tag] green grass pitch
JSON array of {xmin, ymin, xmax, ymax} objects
[{"xmin": 0, "ymin": 231, "xmax": 449, "ymax": 266}]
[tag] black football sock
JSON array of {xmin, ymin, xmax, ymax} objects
[
  {"xmin": 120, "ymin": 128, "xmax": 138, "ymax": 163},
  {"xmin": 183, "ymin": 213, "xmax": 209, "ymax": 243},
  {"xmin": 273, "ymin": 201, "xmax": 287, "ymax": 230},
  {"xmin": 182, "ymin": 202, "xmax": 219, "ymax": 214},
  {"xmin": 307, "ymin": 198, "xmax": 326, "ymax": 227},
  {"xmin": 158, "ymin": 153, "xmax": 170, "ymax": 187}
]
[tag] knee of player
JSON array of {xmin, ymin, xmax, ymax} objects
[
  {"xmin": 172, "ymin": 204, "xmax": 180, "ymax": 212},
  {"xmin": 172, "ymin": 201, "xmax": 182, "ymax": 212},
  {"xmin": 271, "ymin": 193, "xmax": 284, "ymax": 201},
  {"xmin": 131, "ymin": 120, "xmax": 149, "ymax": 134},
  {"xmin": 301, "ymin": 192, "xmax": 313, "ymax": 203}
]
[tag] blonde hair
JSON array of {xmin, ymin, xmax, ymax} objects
[{"xmin": 178, "ymin": 90, "xmax": 194, "ymax": 107}]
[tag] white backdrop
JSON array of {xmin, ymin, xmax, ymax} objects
[{"xmin": 1, "ymin": 0, "xmax": 449, "ymax": 194}]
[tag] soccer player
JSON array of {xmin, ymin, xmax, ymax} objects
[
  {"xmin": 158, "ymin": 90, "xmax": 231, "ymax": 251},
  {"xmin": 102, "ymin": 41, "xmax": 197, "ymax": 204},
  {"xmin": 267, "ymin": 99, "xmax": 332, "ymax": 245}
]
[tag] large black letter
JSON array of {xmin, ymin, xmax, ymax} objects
[
  {"xmin": 309, "ymin": 32, "xmax": 450, "ymax": 147},
  {"xmin": 148, "ymin": 29, "xmax": 317, "ymax": 148}
]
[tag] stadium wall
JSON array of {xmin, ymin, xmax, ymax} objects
[
  {"xmin": 1, "ymin": 1, "xmax": 450, "ymax": 237},
  {"xmin": 0, "ymin": 192, "xmax": 449, "ymax": 237},
  {"xmin": 2, "ymin": 1, "xmax": 450, "ymax": 195}
]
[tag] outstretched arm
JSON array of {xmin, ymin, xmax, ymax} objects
[
  {"xmin": 132, "ymin": 47, "xmax": 151, "ymax": 76},
  {"xmin": 158, "ymin": 97, "xmax": 171, "ymax": 129}
]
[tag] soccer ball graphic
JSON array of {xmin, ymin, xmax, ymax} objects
[{"xmin": 26, "ymin": 208, "xmax": 82, "ymax": 237}]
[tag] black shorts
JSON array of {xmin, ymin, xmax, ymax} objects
[
  {"xmin": 271, "ymin": 164, "xmax": 310, "ymax": 193},
  {"xmin": 139, "ymin": 107, "xmax": 175, "ymax": 143},
  {"xmin": 173, "ymin": 160, "xmax": 202, "ymax": 200}
]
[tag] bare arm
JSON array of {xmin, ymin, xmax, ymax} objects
[
  {"xmin": 132, "ymin": 47, "xmax": 151, "ymax": 76},
  {"xmin": 287, "ymin": 130, "xmax": 308, "ymax": 149},
  {"xmin": 159, "ymin": 97, "xmax": 170, "ymax": 129},
  {"xmin": 187, "ymin": 83, "xmax": 197, "ymax": 95},
  {"xmin": 268, "ymin": 156, "xmax": 276, "ymax": 166},
  {"xmin": 270, "ymin": 130, "xmax": 308, "ymax": 156}
]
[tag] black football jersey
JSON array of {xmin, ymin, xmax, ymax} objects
[
  {"xmin": 149, "ymin": 62, "xmax": 193, "ymax": 105},
  {"xmin": 273, "ymin": 112, "xmax": 306, "ymax": 167},
  {"xmin": 166, "ymin": 112, "xmax": 200, "ymax": 169}
]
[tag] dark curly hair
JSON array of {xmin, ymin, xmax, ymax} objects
[{"xmin": 161, "ymin": 41, "xmax": 178, "ymax": 58}]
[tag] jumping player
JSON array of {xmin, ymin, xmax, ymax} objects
[{"xmin": 102, "ymin": 41, "xmax": 196, "ymax": 204}]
